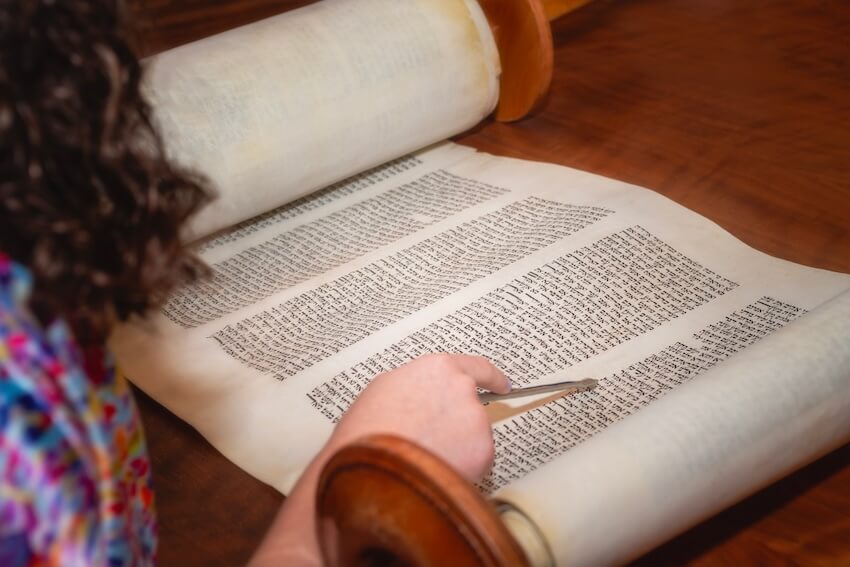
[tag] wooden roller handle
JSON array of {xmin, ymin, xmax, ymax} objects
[
  {"xmin": 479, "ymin": 0, "xmax": 595, "ymax": 121},
  {"xmin": 541, "ymin": 0, "xmax": 597, "ymax": 20},
  {"xmin": 316, "ymin": 434, "xmax": 530, "ymax": 566}
]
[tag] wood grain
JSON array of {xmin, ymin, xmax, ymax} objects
[
  {"xmin": 129, "ymin": 0, "xmax": 850, "ymax": 565},
  {"xmin": 478, "ymin": 0, "xmax": 553, "ymax": 121},
  {"xmin": 317, "ymin": 435, "xmax": 529, "ymax": 566},
  {"xmin": 541, "ymin": 0, "xmax": 597, "ymax": 21}
]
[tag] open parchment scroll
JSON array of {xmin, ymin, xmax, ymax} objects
[{"xmin": 111, "ymin": 0, "xmax": 850, "ymax": 564}]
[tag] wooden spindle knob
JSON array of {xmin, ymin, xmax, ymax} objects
[
  {"xmin": 478, "ymin": 0, "xmax": 597, "ymax": 121},
  {"xmin": 478, "ymin": 0, "xmax": 554, "ymax": 122},
  {"xmin": 316, "ymin": 434, "xmax": 530, "ymax": 566}
]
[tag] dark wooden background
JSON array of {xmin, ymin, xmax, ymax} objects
[{"xmin": 127, "ymin": 0, "xmax": 850, "ymax": 564}]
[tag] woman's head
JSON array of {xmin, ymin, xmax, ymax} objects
[{"xmin": 1, "ymin": 0, "xmax": 211, "ymax": 342}]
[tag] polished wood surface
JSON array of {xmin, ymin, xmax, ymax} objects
[
  {"xmin": 129, "ymin": 0, "xmax": 850, "ymax": 565},
  {"xmin": 542, "ymin": 0, "xmax": 597, "ymax": 21}
]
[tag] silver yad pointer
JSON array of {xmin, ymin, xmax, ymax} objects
[{"xmin": 478, "ymin": 378, "xmax": 598, "ymax": 404}]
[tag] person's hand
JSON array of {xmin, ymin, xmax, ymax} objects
[
  {"xmin": 250, "ymin": 353, "xmax": 511, "ymax": 566},
  {"xmin": 327, "ymin": 353, "xmax": 512, "ymax": 481}
]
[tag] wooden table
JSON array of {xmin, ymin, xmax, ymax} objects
[{"xmin": 130, "ymin": 1, "xmax": 850, "ymax": 564}]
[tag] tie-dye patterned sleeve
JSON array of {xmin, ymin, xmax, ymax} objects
[{"xmin": 0, "ymin": 254, "xmax": 157, "ymax": 566}]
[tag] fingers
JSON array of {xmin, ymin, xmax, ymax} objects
[
  {"xmin": 428, "ymin": 353, "xmax": 512, "ymax": 394},
  {"xmin": 340, "ymin": 353, "xmax": 505, "ymax": 482}
]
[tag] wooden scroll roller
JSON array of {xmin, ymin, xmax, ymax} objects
[
  {"xmin": 316, "ymin": 434, "xmax": 548, "ymax": 567},
  {"xmin": 481, "ymin": 0, "xmax": 595, "ymax": 121}
]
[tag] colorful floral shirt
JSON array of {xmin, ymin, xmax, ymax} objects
[{"xmin": 0, "ymin": 254, "xmax": 157, "ymax": 566}]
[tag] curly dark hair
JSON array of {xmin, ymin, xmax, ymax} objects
[{"xmin": 0, "ymin": 0, "xmax": 212, "ymax": 343}]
